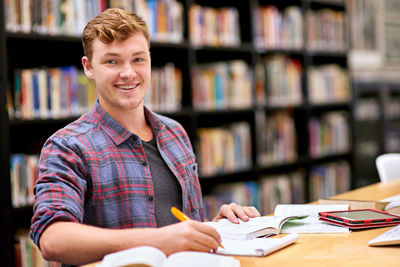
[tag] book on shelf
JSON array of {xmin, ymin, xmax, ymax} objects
[
  {"xmin": 196, "ymin": 122, "xmax": 252, "ymax": 177},
  {"xmin": 15, "ymin": 230, "xmax": 60, "ymax": 267},
  {"xmin": 204, "ymin": 214, "xmax": 308, "ymax": 240},
  {"xmin": 12, "ymin": 66, "xmax": 96, "ymax": 120},
  {"xmin": 109, "ymin": 0, "xmax": 184, "ymax": 43},
  {"xmin": 189, "ymin": 4, "xmax": 240, "ymax": 47},
  {"xmin": 5, "ymin": 0, "xmax": 106, "ymax": 35},
  {"xmin": 253, "ymin": 5, "xmax": 303, "ymax": 50},
  {"xmin": 260, "ymin": 171, "xmax": 306, "ymax": 215},
  {"xmin": 309, "ymin": 161, "xmax": 351, "ymax": 201},
  {"xmin": 97, "ymin": 246, "xmax": 240, "ymax": 267}
]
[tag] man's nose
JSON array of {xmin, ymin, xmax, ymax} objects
[{"xmin": 120, "ymin": 63, "xmax": 136, "ymax": 78}]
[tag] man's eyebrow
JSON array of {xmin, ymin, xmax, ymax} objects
[{"xmin": 101, "ymin": 51, "xmax": 149, "ymax": 57}]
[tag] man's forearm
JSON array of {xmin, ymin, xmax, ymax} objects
[{"xmin": 39, "ymin": 221, "xmax": 158, "ymax": 265}]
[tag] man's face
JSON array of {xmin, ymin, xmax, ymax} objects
[{"xmin": 82, "ymin": 33, "xmax": 151, "ymax": 115}]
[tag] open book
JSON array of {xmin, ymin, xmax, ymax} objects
[
  {"xmin": 96, "ymin": 246, "xmax": 240, "ymax": 267},
  {"xmin": 217, "ymin": 233, "xmax": 299, "ymax": 257},
  {"xmin": 274, "ymin": 204, "xmax": 350, "ymax": 233},
  {"xmin": 204, "ymin": 214, "xmax": 307, "ymax": 240}
]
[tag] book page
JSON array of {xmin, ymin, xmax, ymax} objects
[
  {"xmin": 382, "ymin": 193, "xmax": 400, "ymax": 202},
  {"xmin": 274, "ymin": 204, "xmax": 350, "ymax": 233},
  {"xmin": 204, "ymin": 216, "xmax": 285, "ymax": 240},
  {"xmin": 163, "ymin": 252, "xmax": 240, "ymax": 267},
  {"xmin": 217, "ymin": 233, "xmax": 299, "ymax": 257},
  {"xmin": 96, "ymin": 246, "xmax": 166, "ymax": 267}
]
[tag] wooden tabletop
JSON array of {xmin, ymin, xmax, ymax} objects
[
  {"xmin": 83, "ymin": 180, "xmax": 400, "ymax": 267},
  {"xmin": 237, "ymin": 179, "xmax": 400, "ymax": 267}
]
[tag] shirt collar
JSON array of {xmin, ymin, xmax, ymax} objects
[{"xmin": 89, "ymin": 100, "xmax": 164, "ymax": 146}]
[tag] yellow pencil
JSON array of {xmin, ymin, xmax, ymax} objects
[{"xmin": 170, "ymin": 206, "xmax": 224, "ymax": 249}]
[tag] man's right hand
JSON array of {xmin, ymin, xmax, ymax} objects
[{"xmin": 155, "ymin": 220, "xmax": 221, "ymax": 255}]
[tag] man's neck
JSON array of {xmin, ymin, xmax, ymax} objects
[{"xmin": 102, "ymin": 103, "xmax": 153, "ymax": 141}]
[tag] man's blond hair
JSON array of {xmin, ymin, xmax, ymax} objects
[{"xmin": 82, "ymin": 8, "xmax": 150, "ymax": 60}]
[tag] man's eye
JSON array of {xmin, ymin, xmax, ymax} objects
[
  {"xmin": 133, "ymin": 58, "xmax": 144, "ymax": 62},
  {"xmin": 106, "ymin": 59, "xmax": 116, "ymax": 64}
]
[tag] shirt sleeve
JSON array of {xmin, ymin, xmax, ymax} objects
[{"xmin": 30, "ymin": 135, "xmax": 88, "ymax": 247}]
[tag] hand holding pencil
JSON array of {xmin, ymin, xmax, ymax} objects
[{"xmin": 171, "ymin": 207, "xmax": 224, "ymax": 249}]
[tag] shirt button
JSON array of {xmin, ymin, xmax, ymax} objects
[{"xmin": 149, "ymin": 195, "xmax": 154, "ymax": 201}]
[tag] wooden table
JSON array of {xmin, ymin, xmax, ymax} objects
[
  {"xmin": 83, "ymin": 180, "xmax": 400, "ymax": 267},
  {"xmin": 238, "ymin": 179, "xmax": 400, "ymax": 267}
]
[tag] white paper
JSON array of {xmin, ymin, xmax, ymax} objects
[
  {"xmin": 274, "ymin": 204, "xmax": 350, "ymax": 233},
  {"xmin": 217, "ymin": 233, "xmax": 299, "ymax": 256},
  {"xmin": 381, "ymin": 193, "xmax": 400, "ymax": 202}
]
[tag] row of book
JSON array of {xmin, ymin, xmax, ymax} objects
[
  {"xmin": 203, "ymin": 170, "xmax": 306, "ymax": 218},
  {"xmin": 256, "ymin": 110, "xmax": 297, "ymax": 167},
  {"xmin": 196, "ymin": 122, "xmax": 252, "ymax": 177},
  {"xmin": 385, "ymin": 130, "xmax": 400, "ymax": 153},
  {"xmin": 109, "ymin": 0, "xmax": 184, "ymax": 43},
  {"xmin": 306, "ymin": 9, "xmax": 347, "ymax": 52},
  {"xmin": 7, "ymin": 62, "xmax": 183, "ymax": 119},
  {"xmin": 191, "ymin": 60, "xmax": 253, "ymax": 111},
  {"xmin": 386, "ymin": 96, "xmax": 400, "ymax": 119},
  {"xmin": 308, "ymin": 64, "xmax": 351, "ymax": 104},
  {"xmin": 144, "ymin": 62, "xmax": 182, "ymax": 112},
  {"xmin": 5, "ymin": 0, "xmax": 106, "ymax": 36},
  {"xmin": 255, "ymin": 55, "xmax": 303, "ymax": 107},
  {"xmin": 9, "ymin": 66, "xmax": 96, "ymax": 120},
  {"xmin": 354, "ymin": 98, "xmax": 380, "ymax": 121},
  {"xmin": 10, "ymin": 154, "xmax": 38, "ymax": 208},
  {"xmin": 4, "ymin": 1, "xmax": 346, "ymax": 52},
  {"xmin": 309, "ymin": 111, "xmax": 350, "ymax": 158},
  {"xmin": 189, "ymin": 4, "xmax": 240, "ymax": 47},
  {"xmin": 15, "ymin": 230, "xmax": 60, "ymax": 267},
  {"xmin": 253, "ymin": 5, "xmax": 304, "ymax": 50},
  {"xmin": 309, "ymin": 160, "xmax": 351, "ymax": 201}
]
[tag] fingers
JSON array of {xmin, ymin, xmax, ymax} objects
[
  {"xmin": 160, "ymin": 220, "xmax": 220, "ymax": 254},
  {"xmin": 213, "ymin": 203, "xmax": 261, "ymax": 223},
  {"xmin": 244, "ymin": 206, "xmax": 261, "ymax": 217},
  {"xmin": 188, "ymin": 221, "xmax": 221, "ymax": 251}
]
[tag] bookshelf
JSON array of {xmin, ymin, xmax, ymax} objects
[
  {"xmin": 0, "ymin": 0, "xmax": 352, "ymax": 265},
  {"xmin": 352, "ymin": 81, "xmax": 400, "ymax": 188}
]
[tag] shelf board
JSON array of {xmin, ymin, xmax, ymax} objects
[
  {"xmin": 9, "ymin": 117, "xmax": 77, "ymax": 127},
  {"xmin": 305, "ymin": 50, "xmax": 348, "ymax": 57},
  {"xmin": 6, "ymin": 31, "xmax": 81, "ymax": 42},
  {"xmin": 191, "ymin": 42, "xmax": 253, "ymax": 53}
]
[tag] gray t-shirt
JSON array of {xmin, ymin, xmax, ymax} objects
[{"xmin": 142, "ymin": 137, "xmax": 183, "ymax": 227}]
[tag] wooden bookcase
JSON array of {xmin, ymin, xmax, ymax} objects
[{"xmin": 0, "ymin": 0, "xmax": 353, "ymax": 265}]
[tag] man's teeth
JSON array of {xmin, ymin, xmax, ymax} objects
[{"xmin": 117, "ymin": 84, "xmax": 137, "ymax": 90}]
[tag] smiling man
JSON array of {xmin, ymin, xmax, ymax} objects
[{"xmin": 30, "ymin": 8, "xmax": 260, "ymax": 266}]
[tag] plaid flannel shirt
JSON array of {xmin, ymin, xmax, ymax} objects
[{"xmin": 30, "ymin": 100, "xmax": 203, "ymax": 246}]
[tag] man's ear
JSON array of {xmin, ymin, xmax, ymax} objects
[{"xmin": 82, "ymin": 56, "xmax": 94, "ymax": 79}]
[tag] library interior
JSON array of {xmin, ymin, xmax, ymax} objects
[{"xmin": 1, "ymin": 0, "xmax": 400, "ymax": 266}]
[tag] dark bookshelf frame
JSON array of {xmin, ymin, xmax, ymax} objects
[
  {"xmin": 0, "ymin": 0, "xmax": 353, "ymax": 265},
  {"xmin": 352, "ymin": 81, "xmax": 400, "ymax": 188}
]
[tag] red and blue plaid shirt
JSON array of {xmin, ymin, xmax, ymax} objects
[{"xmin": 30, "ymin": 100, "xmax": 203, "ymax": 246}]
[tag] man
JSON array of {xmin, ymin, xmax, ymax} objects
[{"xmin": 30, "ymin": 8, "xmax": 260, "ymax": 265}]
